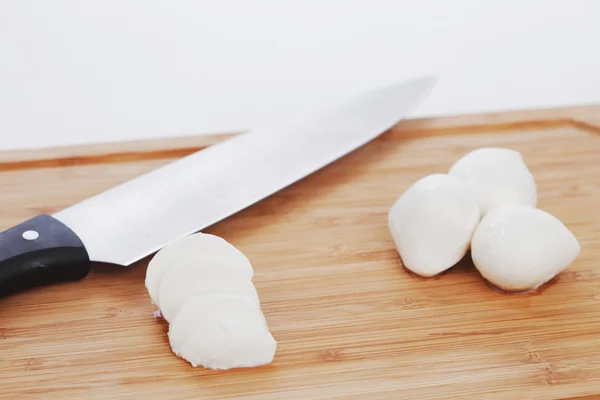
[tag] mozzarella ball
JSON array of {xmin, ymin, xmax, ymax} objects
[
  {"xmin": 157, "ymin": 260, "xmax": 260, "ymax": 322},
  {"xmin": 388, "ymin": 174, "xmax": 480, "ymax": 277},
  {"xmin": 145, "ymin": 233, "xmax": 253, "ymax": 305},
  {"xmin": 471, "ymin": 204, "xmax": 580, "ymax": 292},
  {"xmin": 448, "ymin": 147, "xmax": 537, "ymax": 216},
  {"xmin": 168, "ymin": 294, "xmax": 277, "ymax": 370}
]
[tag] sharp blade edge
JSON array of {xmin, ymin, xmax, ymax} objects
[{"xmin": 53, "ymin": 76, "xmax": 436, "ymax": 265}]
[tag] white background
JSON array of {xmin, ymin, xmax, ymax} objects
[{"xmin": 1, "ymin": 0, "xmax": 599, "ymax": 151}]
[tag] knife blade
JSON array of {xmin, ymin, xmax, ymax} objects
[{"xmin": 0, "ymin": 76, "xmax": 436, "ymax": 297}]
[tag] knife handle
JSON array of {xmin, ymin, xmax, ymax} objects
[{"xmin": 0, "ymin": 214, "xmax": 90, "ymax": 297}]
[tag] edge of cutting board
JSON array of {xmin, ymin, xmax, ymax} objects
[{"xmin": 1, "ymin": 104, "xmax": 599, "ymax": 167}]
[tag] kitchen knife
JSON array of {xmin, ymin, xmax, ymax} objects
[{"xmin": 0, "ymin": 77, "xmax": 436, "ymax": 297}]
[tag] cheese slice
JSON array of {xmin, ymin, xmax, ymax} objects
[
  {"xmin": 157, "ymin": 260, "xmax": 260, "ymax": 322},
  {"xmin": 145, "ymin": 233, "xmax": 253, "ymax": 305},
  {"xmin": 168, "ymin": 294, "xmax": 276, "ymax": 370}
]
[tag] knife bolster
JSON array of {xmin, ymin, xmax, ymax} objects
[{"xmin": 0, "ymin": 214, "xmax": 91, "ymax": 297}]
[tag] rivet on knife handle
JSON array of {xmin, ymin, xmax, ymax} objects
[{"xmin": 0, "ymin": 214, "xmax": 90, "ymax": 297}]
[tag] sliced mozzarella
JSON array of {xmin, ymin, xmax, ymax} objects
[
  {"xmin": 388, "ymin": 174, "xmax": 480, "ymax": 277},
  {"xmin": 168, "ymin": 294, "xmax": 277, "ymax": 370},
  {"xmin": 471, "ymin": 204, "xmax": 580, "ymax": 292},
  {"xmin": 157, "ymin": 260, "xmax": 260, "ymax": 322},
  {"xmin": 145, "ymin": 233, "xmax": 253, "ymax": 305},
  {"xmin": 448, "ymin": 147, "xmax": 537, "ymax": 216}
]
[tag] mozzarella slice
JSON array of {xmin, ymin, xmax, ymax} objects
[
  {"xmin": 145, "ymin": 232, "xmax": 277, "ymax": 370},
  {"xmin": 448, "ymin": 147, "xmax": 537, "ymax": 216},
  {"xmin": 157, "ymin": 260, "xmax": 260, "ymax": 322},
  {"xmin": 145, "ymin": 233, "xmax": 253, "ymax": 305},
  {"xmin": 168, "ymin": 294, "xmax": 277, "ymax": 370},
  {"xmin": 388, "ymin": 174, "xmax": 480, "ymax": 277},
  {"xmin": 471, "ymin": 204, "xmax": 580, "ymax": 292}
]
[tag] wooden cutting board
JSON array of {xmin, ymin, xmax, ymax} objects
[{"xmin": 0, "ymin": 105, "xmax": 599, "ymax": 400}]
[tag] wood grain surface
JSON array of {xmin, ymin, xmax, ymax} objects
[{"xmin": 0, "ymin": 105, "xmax": 599, "ymax": 399}]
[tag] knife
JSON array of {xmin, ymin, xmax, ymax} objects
[{"xmin": 0, "ymin": 77, "xmax": 436, "ymax": 297}]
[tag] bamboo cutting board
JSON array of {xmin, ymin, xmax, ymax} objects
[{"xmin": 0, "ymin": 105, "xmax": 599, "ymax": 400}]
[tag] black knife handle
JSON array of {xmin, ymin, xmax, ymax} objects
[{"xmin": 0, "ymin": 214, "xmax": 90, "ymax": 297}]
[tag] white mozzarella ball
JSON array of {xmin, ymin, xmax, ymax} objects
[
  {"xmin": 145, "ymin": 233, "xmax": 253, "ymax": 305},
  {"xmin": 471, "ymin": 204, "xmax": 580, "ymax": 292},
  {"xmin": 168, "ymin": 294, "xmax": 277, "ymax": 370},
  {"xmin": 448, "ymin": 147, "xmax": 537, "ymax": 216},
  {"xmin": 157, "ymin": 260, "xmax": 260, "ymax": 322},
  {"xmin": 388, "ymin": 174, "xmax": 480, "ymax": 277}
]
